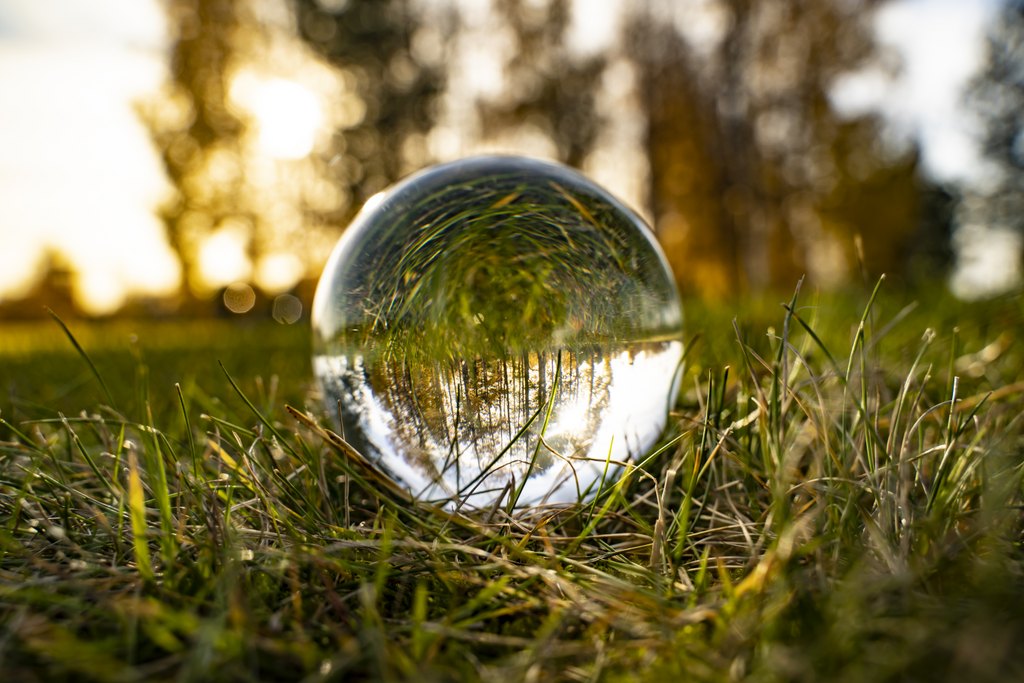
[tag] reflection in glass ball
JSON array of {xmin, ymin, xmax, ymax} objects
[{"xmin": 312, "ymin": 156, "xmax": 683, "ymax": 510}]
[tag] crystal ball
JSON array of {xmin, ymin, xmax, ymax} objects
[{"xmin": 312, "ymin": 156, "xmax": 683, "ymax": 510}]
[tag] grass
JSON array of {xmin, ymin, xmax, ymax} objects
[{"xmin": 1, "ymin": 283, "xmax": 1023, "ymax": 682}]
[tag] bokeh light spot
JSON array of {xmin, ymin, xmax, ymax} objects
[
  {"xmin": 223, "ymin": 282, "xmax": 256, "ymax": 314},
  {"xmin": 272, "ymin": 293, "xmax": 303, "ymax": 324}
]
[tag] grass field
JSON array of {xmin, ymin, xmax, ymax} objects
[{"xmin": 2, "ymin": 283, "xmax": 1023, "ymax": 682}]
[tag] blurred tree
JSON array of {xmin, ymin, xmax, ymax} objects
[
  {"xmin": 145, "ymin": 0, "xmax": 360, "ymax": 306},
  {"xmin": 637, "ymin": 18, "xmax": 743, "ymax": 297},
  {"xmin": 635, "ymin": 0, "xmax": 929, "ymax": 296},
  {"xmin": 150, "ymin": 0, "xmax": 948, "ymax": 306},
  {"xmin": 965, "ymin": 0, "xmax": 1024, "ymax": 247},
  {"xmin": 475, "ymin": 0, "xmax": 606, "ymax": 168},
  {"xmin": 145, "ymin": 0, "xmax": 244, "ymax": 302},
  {"xmin": 292, "ymin": 0, "xmax": 443, "ymax": 203}
]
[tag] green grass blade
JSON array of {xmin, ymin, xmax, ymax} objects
[{"xmin": 45, "ymin": 307, "xmax": 116, "ymax": 408}]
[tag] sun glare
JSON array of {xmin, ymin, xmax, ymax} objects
[
  {"xmin": 231, "ymin": 73, "xmax": 324, "ymax": 159},
  {"xmin": 256, "ymin": 252, "xmax": 304, "ymax": 293},
  {"xmin": 197, "ymin": 224, "xmax": 251, "ymax": 291},
  {"xmin": 79, "ymin": 272, "xmax": 123, "ymax": 315}
]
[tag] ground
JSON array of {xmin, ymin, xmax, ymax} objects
[{"xmin": 1, "ymin": 284, "xmax": 1023, "ymax": 682}]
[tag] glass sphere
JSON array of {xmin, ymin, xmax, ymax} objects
[{"xmin": 312, "ymin": 156, "xmax": 683, "ymax": 510}]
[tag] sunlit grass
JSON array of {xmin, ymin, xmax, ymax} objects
[{"xmin": 1, "ymin": 284, "xmax": 1023, "ymax": 681}]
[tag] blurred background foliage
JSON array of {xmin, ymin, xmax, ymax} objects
[{"xmin": 2, "ymin": 0, "xmax": 1022, "ymax": 318}]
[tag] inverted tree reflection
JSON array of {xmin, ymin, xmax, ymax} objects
[{"xmin": 316, "ymin": 340, "xmax": 681, "ymax": 508}]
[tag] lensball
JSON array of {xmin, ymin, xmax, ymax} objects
[{"xmin": 312, "ymin": 156, "xmax": 683, "ymax": 510}]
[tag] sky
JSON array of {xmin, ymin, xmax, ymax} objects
[
  {"xmin": 832, "ymin": 0, "xmax": 1004, "ymax": 187},
  {"xmin": 0, "ymin": 0, "xmax": 180, "ymax": 314},
  {"xmin": 0, "ymin": 0, "xmax": 1012, "ymax": 314}
]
